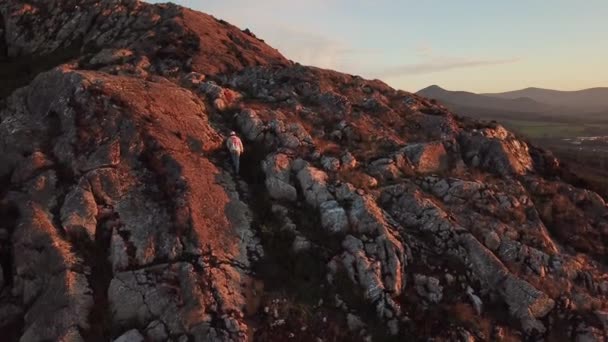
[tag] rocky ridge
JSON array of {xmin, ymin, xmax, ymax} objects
[{"xmin": 0, "ymin": 1, "xmax": 607, "ymax": 341}]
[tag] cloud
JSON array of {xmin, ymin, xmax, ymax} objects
[
  {"xmin": 376, "ymin": 58, "xmax": 520, "ymax": 77},
  {"xmin": 373, "ymin": 44, "xmax": 520, "ymax": 78},
  {"xmin": 263, "ymin": 26, "xmax": 375, "ymax": 72}
]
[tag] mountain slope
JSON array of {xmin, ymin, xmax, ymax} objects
[
  {"xmin": 0, "ymin": 1, "xmax": 607, "ymax": 342},
  {"xmin": 485, "ymin": 87, "xmax": 608, "ymax": 111}
]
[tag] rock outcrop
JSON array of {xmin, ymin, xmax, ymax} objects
[{"xmin": 0, "ymin": 1, "xmax": 606, "ymax": 341}]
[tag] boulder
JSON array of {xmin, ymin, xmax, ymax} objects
[
  {"xmin": 263, "ymin": 153, "xmax": 297, "ymax": 201},
  {"xmin": 297, "ymin": 166, "xmax": 333, "ymax": 207},
  {"xmin": 367, "ymin": 158, "xmax": 401, "ymax": 181},
  {"xmin": 114, "ymin": 329, "xmax": 144, "ymax": 342},
  {"xmin": 459, "ymin": 127, "xmax": 533, "ymax": 176},
  {"xmin": 60, "ymin": 179, "xmax": 98, "ymax": 241},
  {"xmin": 265, "ymin": 177, "xmax": 297, "ymax": 202},
  {"xmin": 402, "ymin": 141, "xmax": 448, "ymax": 174},
  {"xmin": 320, "ymin": 200, "xmax": 349, "ymax": 234},
  {"xmin": 236, "ymin": 109, "xmax": 265, "ymax": 141}
]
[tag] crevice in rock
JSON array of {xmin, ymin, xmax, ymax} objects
[
  {"xmin": 71, "ymin": 215, "xmax": 114, "ymax": 342},
  {"xmin": 137, "ymin": 136, "xmax": 189, "ymax": 237},
  {"xmin": 229, "ymin": 137, "xmax": 363, "ymax": 340},
  {"xmin": 0, "ymin": 199, "xmax": 18, "ymax": 288},
  {"xmin": 0, "ymin": 41, "xmax": 82, "ymax": 100},
  {"xmin": 0, "ymin": 195, "xmax": 24, "ymax": 341}
]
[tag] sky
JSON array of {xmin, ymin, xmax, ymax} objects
[{"xmin": 148, "ymin": 0, "xmax": 608, "ymax": 93}]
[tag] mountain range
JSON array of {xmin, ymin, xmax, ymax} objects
[{"xmin": 417, "ymin": 85, "xmax": 608, "ymax": 122}]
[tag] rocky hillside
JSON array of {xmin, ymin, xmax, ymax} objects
[{"xmin": 0, "ymin": 1, "xmax": 607, "ymax": 341}]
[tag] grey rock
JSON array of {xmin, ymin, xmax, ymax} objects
[
  {"xmin": 367, "ymin": 158, "xmax": 400, "ymax": 181},
  {"xmin": 146, "ymin": 320, "xmax": 169, "ymax": 342},
  {"xmin": 320, "ymin": 200, "xmax": 349, "ymax": 234},
  {"xmin": 335, "ymin": 182, "xmax": 358, "ymax": 201},
  {"xmin": 109, "ymin": 229, "xmax": 130, "ymax": 272},
  {"xmin": 114, "ymin": 188, "xmax": 182, "ymax": 267},
  {"xmin": 297, "ymin": 166, "xmax": 333, "ymax": 207},
  {"xmin": 265, "ymin": 177, "xmax": 298, "ymax": 202},
  {"xmin": 406, "ymin": 112, "xmax": 460, "ymax": 140},
  {"xmin": 348, "ymin": 195, "xmax": 386, "ymax": 234},
  {"xmin": 236, "ymin": 109, "xmax": 265, "ymax": 141},
  {"xmin": 329, "ymin": 191, "xmax": 408, "ymax": 320},
  {"xmin": 90, "ymin": 48, "xmax": 134, "ymax": 66},
  {"xmin": 459, "ymin": 126, "xmax": 533, "ymax": 176},
  {"xmin": 432, "ymin": 179, "xmax": 450, "ymax": 198},
  {"xmin": 460, "ymin": 234, "xmax": 554, "ymax": 334},
  {"xmin": 109, "ymin": 263, "xmax": 212, "ymax": 337},
  {"xmin": 12, "ymin": 202, "xmax": 94, "ymax": 342},
  {"xmin": 263, "ymin": 153, "xmax": 297, "ymax": 201},
  {"xmin": 321, "ymin": 156, "xmax": 341, "ymax": 172},
  {"xmin": 199, "ymin": 81, "xmax": 223, "ymax": 99},
  {"xmin": 402, "ymin": 141, "xmax": 448, "ymax": 174},
  {"xmin": 414, "ymin": 274, "xmax": 443, "ymax": 303},
  {"xmin": 60, "ymin": 178, "xmax": 98, "ymax": 241},
  {"xmin": 484, "ymin": 231, "xmax": 501, "ymax": 251},
  {"xmin": 444, "ymin": 273, "xmax": 455, "ymax": 285},
  {"xmin": 114, "ymin": 329, "xmax": 144, "ymax": 342},
  {"xmin": 466, "ymin": 286, "xmax": 483, "ymax": 315},
  {"xmin": 291, "ymin": 158, "xmax": 309, "ymax": 172}
]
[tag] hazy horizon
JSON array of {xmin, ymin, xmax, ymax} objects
[
  {"xmin": 418, "ymin": 84, "xmax": 608, "ymax": 94},
  {"xmin": 147, "ymin": 0, "xmax": 608, "ymax": 93}
]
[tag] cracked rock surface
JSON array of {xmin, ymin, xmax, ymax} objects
[{"xmin": 0, "ymin": 1, "xmax": 607, "ymax": 341}]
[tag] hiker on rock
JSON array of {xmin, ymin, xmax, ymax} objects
[{"xmin": 226, "ymin": 131, "xmax": 244, "ymax": 174}]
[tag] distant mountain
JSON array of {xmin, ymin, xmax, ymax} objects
[
  {"xmin": 417, "ymin": 85, "xmax": 608, "ymax": 121},
  {"xmin": 416, "ymin": 85, "xmax": 553, "ymax": 121},
  {"xmin": 418, "ymin": 85, "xmax": 552, "ymax": 112},
  {"xmin": 484, "ymin": 87, "xmax": 608, "ymax": 112}
]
